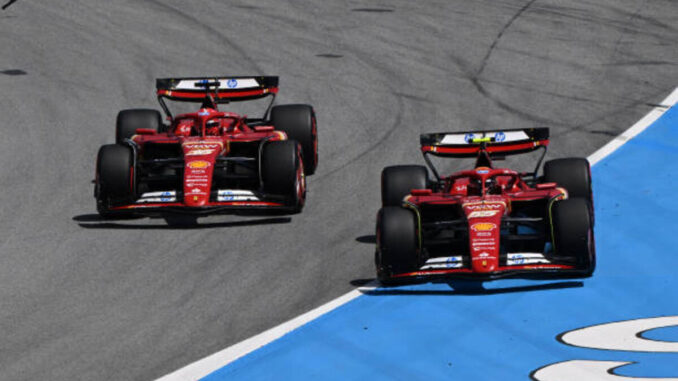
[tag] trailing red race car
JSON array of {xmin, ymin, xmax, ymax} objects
[
  {"xmin": 94, "ymin": 76, "xmax": 318, "ymax": 217},
  {"xmin": 376, "ymin": 128, "xmax": 595, "ymax": 284}
]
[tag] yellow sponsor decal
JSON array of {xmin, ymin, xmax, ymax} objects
[
  {"xmin": 187, "ymin": 160, "xmax": 210, "ymax": 169},
  {"xmin": 471, "ymin": 222, "xmax": 496, "ymax": 232}
]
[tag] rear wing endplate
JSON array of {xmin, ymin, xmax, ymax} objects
[
  {"xmin": 420, "ymin": 128, "xmax": 549, "ymax": 157},
  {"xmin": 156, "ymin": 76, "xmax": 279, "ymax": 102}
]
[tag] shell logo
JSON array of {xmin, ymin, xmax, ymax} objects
[
  {"xmin": 471, "ymin": 222, "xmax": 496, "ymax": 232},
  {"xmin": 187, "ymin": 160, "xmax": 210, "ymax": 169}
]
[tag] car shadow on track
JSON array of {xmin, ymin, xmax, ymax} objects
[
  {"xmin": 355, "ymin": 235, "xmax": 376, "ymax": 244},
  {"xmin": 355, "ymin": 279, "xmax": 583, "ymax": 296},
  {"xmin": 72, "ymin": 213, "xmax": 291, "ymax": 230}
]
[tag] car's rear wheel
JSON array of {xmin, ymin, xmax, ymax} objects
[
  {"xmin": 551, "ymin": 197, "xmax": 595, "ymax": 276},
  {"xmin": 544, "ymin": 158, "xmax": 592, "ymax": 200},
  {"xmin": 376, "ymin": 206, "xmax": 419, "ymax": 285},
  {"xmin": 96, "ymin": 144, "xmax": 135, "ymax": 217},
  {"xmin": 261, "ymin": 140, "xmax": 305, "ymax": 213},
  {"xmin": 270, "ymin": 104, "xmax": 318, "ymax": 175},
  {"xmin": 381, "ymin": 165, "xmax": 428, "ymax": 207},
  {"xmin": 116, "ymin": 109, "xmax": 163, "ymax": 144}
]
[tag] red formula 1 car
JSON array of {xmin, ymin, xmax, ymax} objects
[
  {"xmin": 375, "ymin": 128, "xmax": 595, "ymax": 284},
  {"xmin": 94, "ymin": 76, "xmax": 317, "ymax": 217}
]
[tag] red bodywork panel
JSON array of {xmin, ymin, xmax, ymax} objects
[
  {"xmin": 112, "ymin": 108, "xmax": 288, "ymax": 212},
  {"xmin": 394, "ymin": 166, "xmax": 572, "ymax": 279}
]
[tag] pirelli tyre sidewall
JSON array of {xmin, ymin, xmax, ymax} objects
[
  {"xmin": 376, "ymin": 206, "xmax": 419, "ymax": 284},
  {"xmin": 551, "ymin": 197, "xmax": 596, "ymax": 276},
  {"xmin": 381, "ymin": 165, "xmax": 428, "ymax": 207},
  {"xmin": 270, "ymin": 104, "xmax": 318, "ymax": 176},
  {"xmin": 116, "ymin": 109, "xmax": 163, "ymax": 144},
  {"xmin": 261, "ymin": 140, "xmax": 305, "ymax": 212},
  {"xmin": 96, "ymin": 144, "xmax": 135, "ymax": 217}
]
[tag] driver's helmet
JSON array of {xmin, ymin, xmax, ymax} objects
[
  {"xmin": 206, "ymin": 118, "xmax": 221, "ymax": 136},
  {"xmin": 485, "ymin": 177, "xmax": 500, "ymax": 195},
  {"xmin": 467, "ymin": 177, "xmax": 482, "ymax": 196}
]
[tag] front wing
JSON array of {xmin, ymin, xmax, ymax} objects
[
  {"xmin": 390, "ymin": 264, "xmax": 587, "ymax": 281},
  {"xmin": 109, "ymin": 189, "xmax": 291, "ymax": 215}
]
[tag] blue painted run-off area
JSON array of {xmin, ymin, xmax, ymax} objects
[{"xmin": 204, "ymin": 106, "xmax": 678, "ymax": 380}]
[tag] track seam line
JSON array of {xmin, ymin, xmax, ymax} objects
[{"xmin": 157, "ymin": 87, "xmax": 678, "ymax": 381}]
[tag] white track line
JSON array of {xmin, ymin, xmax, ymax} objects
[
  {"xmin": 156, "ymin": 283, "xmax": 378, "ymax": 381},
  {"xmin": 157, "ymin": 87, "xmax": 678, "ymax": 381},
  {"xmin": 588, "ymin": 88, "xmax": 678, "ymax": 166}
]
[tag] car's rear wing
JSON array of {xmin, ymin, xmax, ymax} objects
[
  {"xmin": 420, "ymin": 128, "xmax": 550, "ymax": 183},
  {"xmin": 420, "ymin": 128, "xmax": 549, "ymax": 157},
  {"xmin": 156, "ymin": 76, "xmax": 279, "ymax": 102}
]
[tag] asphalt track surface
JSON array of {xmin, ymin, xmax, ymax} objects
[{"xmin": 1, "ymin": 1, "xmax": 677, "ymax": 380}]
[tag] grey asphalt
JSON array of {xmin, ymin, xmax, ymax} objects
[{"xmin": 1, "ymin": 1, "xmax": 677, "ymax": 379}]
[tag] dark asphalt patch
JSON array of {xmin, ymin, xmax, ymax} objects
[
  {"xmin": 234, "ymin": 5, "xmax": 259, "ymax": 10},
  {"xmin": 351, "ymin": 8, "xmax": 393, "ymax": 13},
  {"xmin": 1, "ymin": 69, "xmax": 26, "ymax": 75},
  {"xmin": 355, "ymin": 235, "xmax": 375, "ymax": 244}
]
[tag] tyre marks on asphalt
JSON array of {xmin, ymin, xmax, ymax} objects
[
  {"xmin": 144, "ymin": 0, "xmax": 264, "ymax": 73},
  {"xmin": 474, "ymin": 0, "xmax": 539, "ymax": 80},
  {"xmin": 350, "ymin": 8, "xmax": 395, "ymax": 13}
]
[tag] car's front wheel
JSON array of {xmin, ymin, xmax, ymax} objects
[
  {"xmin": 551, "ymin": 197, "xmax": 595, "ymax": 276},
  {"xmin": 376, "ymin": 206, "xmax": 419, "ymax": 285},
  {"xmin": 261, "ymin": 140, "xmax": 305, "ymax": 213},
  {"xmin": 96, "ymin": 144, "xmax": 135, "ymax": 218}
]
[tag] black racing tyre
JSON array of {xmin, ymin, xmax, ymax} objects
[
  {"xmin": 376, "ymin": 207, "xmax": 419, "ymax": 285},
  {"xmin": 116, "ymin": 109, "xmax": 163, "ymax": 144},
  {"xmin": 544, "ymin": 158, "xmax": 592, "ymax": 201},
  {"xmin": 96, "ymin": 144, "xmax": 135, "ymax": 217},
  {"xmin": 551, "ymin": 198, "xmax": 596, "ymax": 276},
  {"xmin": 270, "ymin": 104, "xmax": 318, "ymax": 175},
  {"xmin": 261, "ymin": 140, "xmax": 305, "ymax": 212},
  {"xmin": 381, "ymin": 165, "xmax": 428, "ymax": 207}
]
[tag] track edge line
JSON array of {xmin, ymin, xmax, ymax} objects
[
  {"xmin": 588, "ymin": 87, "xmax": 678, "ymax": 166},
  {"xmin": 156, "ymin": 282, "xmax": 378, "ymax": 381}
]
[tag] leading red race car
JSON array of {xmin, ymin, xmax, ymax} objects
[
  {"xmin": 375, "ymin": 128, "xmax": 595, "ymax": 284},
  {"xmin": 94, "ymin": 76, "xmax": 317, "ymax": 217}
]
